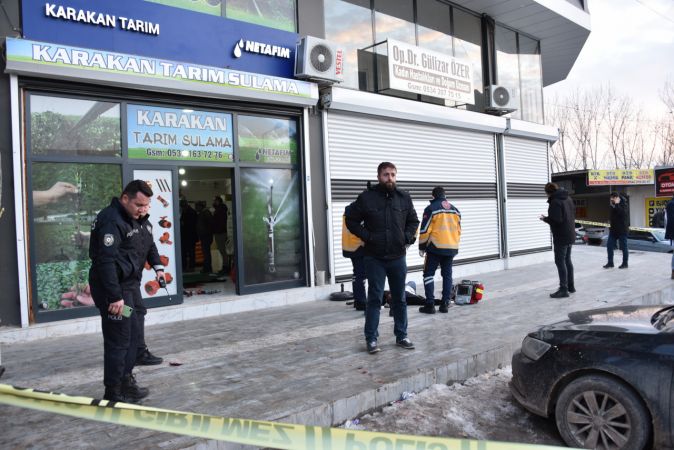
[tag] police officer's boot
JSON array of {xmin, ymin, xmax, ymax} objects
[
  {"xmin": 103, "ymin": 384, "xmax": 136, "ymax": 404},
  {"xmin": 121, "ymin": 374, "xmax": 149, "ymax": 401}
]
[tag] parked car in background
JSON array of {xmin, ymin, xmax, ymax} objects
[
  {"xmin": 574, "ymin": 223, "xmax": 586, "ymax": 244},
  {"xmin": 584, "ymin": 226, "xmax": 608, "ymax": 245},
  {"xmin": 600, "ymin": 227, "xmax": 672, "ymax": 253},
  {"xmin": 510, "ymin": 304, "xmax": 674, "ymax": 450}
]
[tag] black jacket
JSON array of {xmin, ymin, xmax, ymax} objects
[
  {"xmin": 543, "ymin": 189, "xmax": 576, "ymax": 245},
  {"xmin": 609, "ymin": 197, "xmax": 629, "ymax": 236},
  {"xmin": 89, "ymin": 197, "xmax": 163, "ymax": 306},
  {"xmin": 666, "ymin": 199, "xmax": 674, "ymax": 240},
  {"xmin": 345, "ymin": 184, "xmax": 419, "ymax": 259}
]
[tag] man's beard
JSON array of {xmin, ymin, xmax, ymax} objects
[{"xmin": 382, "ymin": 181, "xmax": 396, "ymax": 192}]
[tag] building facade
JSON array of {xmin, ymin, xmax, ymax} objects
[{"xmin": 0, "ymin": 0, "xmax": 590, "ymax": 330}]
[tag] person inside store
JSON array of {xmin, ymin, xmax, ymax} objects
[
  {"xmin": 212, "ymin": 195, "xmax": 229, "ymax": 277},
  {"xmin": 88, "ymin": 180, "xmax": 165, "ymax": 403},
  {"xmin": 342, "ymin": 201, "xmax": 366, "ymax": 311},
  {"xmin": 604, "ymin": 192, "xmax": 629, "ymax": 270},
  {"xmin": 196, "ymin": 200, "xmax": 214, "ymax": 274},
  {"xmin": 346, "ymin": 162, "xmax": 419, "ymax": 354},
  {"xmin": 180, "ymin": 198, "xmax": 198, "ymax": 273},
  {"xmin": 418, "ymin": 187, "xmax": 461, "ymax": 314},
  {"xmin": 539, "ymin": 182, "xmax": 576, "ymax": 298}
]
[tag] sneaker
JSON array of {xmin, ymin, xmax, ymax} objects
[
  {"xmin": 438, "ymin": 304, "xmax": 449, "ymax": 313},
  {"xmin": 367, "ymin": 341, "xmax": 380, "ymax": 354},
  {"xmin": 396, "ymin": 338, "xmax": 415, "ymax": 349},
  {"xmin": 549, "ymin": 289, "xmax": 569, "ymax": 298},
  {"xmin": 104, "ymin": 384, "xmax": 137, "ymax": 404},
  {"xmin": 618, "ymin": 263, "xmax": 628, "ymax": 269},
  {"xmin": 136, "ymin": 348, "xmax": 163, "ymax": 366},
  {"xmin": 568, "ymin": 286, "xmax": 576, "ymax": 293},
  {"xmin": 603, "ymin": 263, "xmax": 614, "ymax": 269},
  {"xmin": 121, "ymin": 374, "xmax": 149, "ymax": 401},
  {"xmin": 418, "ymin": 305, "xmax": 436, "ymax": 314}
]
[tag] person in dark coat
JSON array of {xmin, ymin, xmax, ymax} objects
[
  {"xmin": 540, "ymin": 182, "xmax": 576, "ymax": 298},
  {"xmin": 665, "ymin": 195, "xmax": 674, "ymax": 279},
  {"xmin": 180, "ymin": 199, "xmax": 198, "ymax": 272},
  {"xmin": 89, "ymin": 180, "xmax": 165, "ymax": 402},
  {"xmin": 196, "ymin": 201, "xmax": 214, "ymax": 274},
  {"xmin": 346, "ymin": 162, "xmax": 419, "ymax": 354},
  {"xmin": 604, "ymin": 192, "xmax": 629, "ymax": 269}
]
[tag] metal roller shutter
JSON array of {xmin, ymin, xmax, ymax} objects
[
  {"xmin": 327, "ymin": 111, "xmax": 499, "ymax": 278},
  {"xmin": 504, "ymin": 136, "xmax": 551, "ymax": 253}
]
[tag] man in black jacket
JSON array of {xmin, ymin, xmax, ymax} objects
[
  {"xmin": 540, "ymin": 182, "xmax": 576, "ymax": 298},
  {"xmin": 346, "ymin": 162, "xmax": 419, "ymax": 354},
  {"xmin": 604, "ymin": 192, "xmax": 629, "ymax": 269},
  {"xmin": 89, "ymin": 180, "xmax": 165, "ymax": 403}
]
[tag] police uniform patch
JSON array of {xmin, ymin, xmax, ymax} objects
[{"xmin": 103, "ymin": 234, "xmax": 115, "ymax": 247}]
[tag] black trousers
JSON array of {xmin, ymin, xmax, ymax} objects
[
  {"xmin": 97, "ymin": 287, "xmax": 142, "ymax": 387},
  {"xmin": 553, "ymin": 243, "xmax": 574, "ymax": 290}
]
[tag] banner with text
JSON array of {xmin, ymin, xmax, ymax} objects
[
  {"xmin": 127, "ymin": 104, "xmax": 233, "ymax": 162},
  {"xmin": 655, "ymin": 166, "xmax": 674, "ymax": 196},
  {"xmin": 587, "ymin": 169, "xmax": 653, "ymax": 186},
  {"xmin": 386, "ymin": 39, "xmax": 473, "ymax": 104},
  {"xmin": 645, "ymin": 197, "xmax": 669, "ymax": 227}
]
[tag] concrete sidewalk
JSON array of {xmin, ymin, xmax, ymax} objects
[{"xmin": 1, "ymin": 245, "xmax": 673, "ymax": 449}]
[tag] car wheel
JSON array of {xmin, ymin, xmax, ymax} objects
[{"xmin": 555, "ymin": 374, "xmax": 650, "ymax": 450}]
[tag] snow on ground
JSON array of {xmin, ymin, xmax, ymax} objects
[{"xmin": 343, "ymin": 367, "xmax": 564, "ymax": 446}]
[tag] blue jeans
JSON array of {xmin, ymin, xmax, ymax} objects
[
  {"xmin": 607, "ymin": 233, "xmax": 628, "ymax": 265},
  {"xmin": 423, "ymin": 252, "xmax": 455, "ymax": 306},
  {"xmin": 363, "ymin": 256, "xmax": 407, "ymax": 342},
  {"xmin": 351, "ymin": 256, "xmax": 366, "ymax": 305},
  {"xmin": 553, "ymin": 243, "xmax": 574, "ymax": 290}
]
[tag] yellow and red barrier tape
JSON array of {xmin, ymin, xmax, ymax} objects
[
  {"xmin": 576, "ymin": 220, "xmax": 663, "ymax": 233},
  {"xmin": 0, "ymin": 383, "xmax": 568, "ymax": 450}
]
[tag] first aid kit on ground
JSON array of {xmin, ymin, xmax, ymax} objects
[{"xmin": 454, "ymin": 280, "xmax": 484, "ymax": 305}]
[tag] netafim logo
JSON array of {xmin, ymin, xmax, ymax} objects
[{"xmin": 233, "ymin": 39, "xmax": 291, "ymax": 59}]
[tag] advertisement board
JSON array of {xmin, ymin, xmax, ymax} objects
[
  {"xmin": 21, "ymin": 0, "xmax": 297, "ymax": 78},
  {"xmin": 587, "ymin": 169, "xmax": 653, "ymax": 186},
  {"xmin": 237, "ymin": 115, "xmax": 297, "ymax": 164},
  {"xmin": 385, "ymin": 39, "xmax": 473, "ymax": 104},
  {"xmin": 645, "ymin": 197, "xmax": 669, "ymax": 227},
  {"xmin": 655, "ymin": 166, "xmax": 674, "ymax": 197},
  {"xmin": 127, "ymin": 105, "xmax": 233, "ymax": 162}
]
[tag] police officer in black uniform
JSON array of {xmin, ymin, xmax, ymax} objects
[{"xmin": 89, "ymin": 180, "xmax": 165, "ymax": 403}]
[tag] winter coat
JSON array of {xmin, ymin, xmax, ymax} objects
[
  {"xmin": 212, "ymin": 204, "xmax": 228, "ymax": 234},
  {"xmin": 543, "ymin": 188, "xmax": 576, "ymax": 245},
  {"xmin": 419, "ymin": 196, "xmax": 461, "ymax": 256},
  {"xmin": 88, "ymin": 197, "xmax": 163, "ymax": 306},
  {"xmin": 345, "ymin": 184, "xmax": 420, "ymax": 260},
  {"xmin": 609, "ymin": 197, "xmax": 629, "ymax": 236},
  {"xmin": 665, "ymin": 198, "xmax": 674, "ymax": 240}
]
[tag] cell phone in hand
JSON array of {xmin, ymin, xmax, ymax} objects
[{"xmin": 121, "ymin": 305, "xmax": 134, "ymax": 318}]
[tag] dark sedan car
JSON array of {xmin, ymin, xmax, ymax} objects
[{"xmin": 510, "ymin": 305, "xmax": 674, "ymax": 450}]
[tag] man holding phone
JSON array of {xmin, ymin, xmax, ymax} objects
[{"xmin": 89, "ymin": 180, "xmax": 165, "ymax": 403}]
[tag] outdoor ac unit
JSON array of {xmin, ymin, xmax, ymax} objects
[
  {"xmin": 295, "ymin": 36, "xmax": 343, "ymax": 83},
  {"xmin": 485, "ymin": 85, "xmax": 517, "ymax": 113}
]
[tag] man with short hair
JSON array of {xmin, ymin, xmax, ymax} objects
[
  {"xmin": 418, "ymin": 187, "xmax": 461, "ymax": 314},
  {"xmin": 346, "ymin": 162, "xmax": 419, "ymax": 354},
  {"xmin": 89, "ymin": 180, "xmax": 165, "ymax": 402},
  {"xmin": 540, "ymin": 182, "xmax": 576, "ymax": 298},
  {"xmin": 604, "ymin": 192, "xmax": 629, "ymax": 269}
]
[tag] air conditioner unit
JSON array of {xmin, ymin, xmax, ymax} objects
[
  {"xmin": 485, "ymin": 85, "xmax": 517, "ymax": 114},
  {"xmin": 295, "ymin": 36, "xmax": 344, "ymax": 83}
]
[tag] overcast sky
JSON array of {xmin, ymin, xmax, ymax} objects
[{"xmin": 544, "ymin": 0, "xmax": 674, "ymax": 118}]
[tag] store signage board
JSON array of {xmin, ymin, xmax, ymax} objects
[
  {"xmin": 5, "ymin": 38, "xmax": 318, "ymax": 107},
  {"xmin": 645, "ymin": 197, "xmax": 669, "ymax": 227},
  {"xmin": 22, "ymin": 0, "xmax": 297, "ymax": 78},
  {"xmin": 127, "ymin": 105, "xmax": 233, "ymax": 162},
  {"xmin": 385, "ymin": 39, "xmax": 473, "ymax": 104},
  {"xmin": 587, "ymin": 169, "xmax": 654, "ymax": 186},
  {"xmin": 655, "ymin": 166, "xmax": 674, "ymax": 196}
]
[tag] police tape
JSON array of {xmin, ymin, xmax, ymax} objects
[
  {"xmin": 576, "ymin": 220, "xmax": 661, "ymax": 233},
  {"xmin": 0, "ymin": 383, "xmax": 568, "ymax": 450}
]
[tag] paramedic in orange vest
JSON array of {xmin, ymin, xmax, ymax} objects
[
  {"xmin": 342, "ymin": 203, "xmax": 366, "ymax": 310},
  {"xmin": 418, "ymin": 187, "xmax": 461, "ymax": 314}
]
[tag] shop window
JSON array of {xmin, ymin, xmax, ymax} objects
[
  {"xmin": 452, "ymin": 8, "xmax": 484, "ymax": 112},
  {"xmin": 518, "ymin": 35, "xmax": 544, "ymax": 124},
  {"xmin": 30, "ymin": 162, "xmax": 122, "ymax": 312},
  {"xmin": 238, "ymin": 115, "xmax": 298, "ymax": 164},
  {"xmin": 29, "ymin": 95, "xmax": 121, "ymax": 157},
  {"xmin": 495, "ymin": 26, "xmax": 521, "ymax": 119},
  {"xmin": 225, "ymin": 0, "xmax": 296, "ymax": 32},
  {"xmin": 416, "ymin": 0, "xmax": 452, "ymax": 54},
  {"xmin": 240, "ymin": 168, "xmax": 303, "ymax": 286},
  {"xmin": 144, "ymin": 0, "xmax": 222, "ymax": 15}
]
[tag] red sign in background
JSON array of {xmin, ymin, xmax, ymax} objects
[{"xmin": 655, "ymin": 167, "xmax": 674, "ymax": 197}]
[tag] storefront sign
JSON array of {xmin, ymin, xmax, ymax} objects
[
  {"xmin": 385, "ymin": 39, "xmax": 473, "ymax": 104},
  {"xmin": 587, "ymin": 169, "xmax": 653, "ymax": 186},
  {"xmin": 5, "ymin": 38, "xmax": 318, "ymax": 106},
  {"xmin": 238, "ymin": 116, "xmax": 297, "ymax": 164},
  {"xmin": 645, "ymin": 197, "xmax": 669, "ymax": 227},
  {"xmin": 655, "ymin": 166, "xmax": 674, "ymax": 196},
  {"xmin": 22, "ymin": 0, "xmax": 297, "ymax": 78},
  {"xmin": 127, "ymin": 105, "xmax": 233, "ymax": 162},
  {"xmin": 233, "ymin": 39, "xmax": 292, "ymax": 59}
]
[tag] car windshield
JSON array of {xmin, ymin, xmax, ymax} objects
[{"xmin": 651, "ymin": 305, "xmax": 674, "ymax": 329}]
